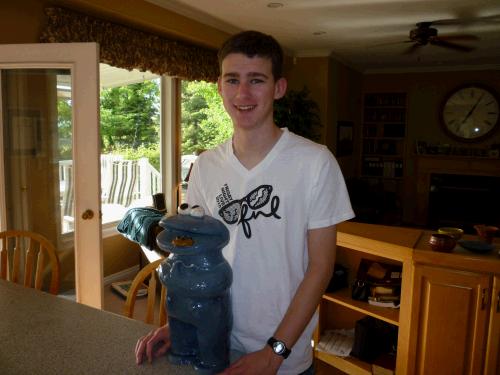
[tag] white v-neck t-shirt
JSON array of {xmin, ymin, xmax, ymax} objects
[{"xmin": 187, "ymin": 128, "xmax": 355, "ymax": 374}]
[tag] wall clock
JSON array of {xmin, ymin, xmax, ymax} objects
[{"xmin": 440, "ymin": 84, "xmax": 499, "ymax": 142}]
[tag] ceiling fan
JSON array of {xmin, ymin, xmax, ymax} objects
[{"xmin": 403, "ymin": 21, "xmax": 479, "ymax": 54}]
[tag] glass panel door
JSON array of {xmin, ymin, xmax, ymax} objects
[{"xmin": 0, "ymin": 43, "xmax": 102, "ymax": 308}]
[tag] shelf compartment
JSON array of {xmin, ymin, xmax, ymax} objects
[
  {"xmin": 315, "ymin": 349, "xmax": 372, "ymax": 375},
  {"xmin": 323, "ymin": 289, "xmax": 400, "ymax": 326}
]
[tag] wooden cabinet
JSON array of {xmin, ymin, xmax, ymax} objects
[
  {"xmin": 409, "ymin": 265, "xmax": 490, "ymax": 375},
  {"xmin": 314, "ymin": 223, "xmax": 418, "ymax": 374},
  {"xmin": 316, "ymin": 224, "xmax": 500, "ymax": 374},
  {"xmin": 485, "ymin": 276, "xmax": 500, "ymax": 375}
]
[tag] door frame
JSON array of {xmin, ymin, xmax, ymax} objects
[{"xmin": 0, "ymin": 43, "xmax": 103, "ymax": 308}]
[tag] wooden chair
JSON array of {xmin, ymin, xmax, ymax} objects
[
  {"xmin": 123, "ymin": 258, "xmax": 167, "ymax": 326},
  {"xmin": 0, "ymin": 230, "xmax": 60, "ymax": 295}
]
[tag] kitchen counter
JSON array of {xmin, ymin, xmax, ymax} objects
[
  {"xmin": 414, "ymin": 230, "xmax": 500, "ymax": 274},
  {"xmin": 0, "ymin": 279, "xmax": 195, "ymax": 375},
  {"xmin": 337, "ymin": 221, "xmax": 499, "ymax": 273}
]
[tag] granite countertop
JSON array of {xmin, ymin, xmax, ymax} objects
[{"xmin": 0, "ymin": 280, "xmax": 196, "ymax": 375}]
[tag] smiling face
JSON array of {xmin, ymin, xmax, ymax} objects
[{"xmin": 218, "ymin": 53, "xmax": 287, "ymax": 132}]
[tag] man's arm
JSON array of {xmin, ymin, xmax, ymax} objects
[
  {"xmin": 272, "ymin": 224, "xmax": 337, "ymax": 352},
  {"xmin": 223, "ymin": 225, "xmax": 337, "ymax": 374}
]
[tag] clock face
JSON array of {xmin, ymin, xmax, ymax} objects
[{"xmin": 441, "ymin": 85, "xmax": 499, "ymax": 141}]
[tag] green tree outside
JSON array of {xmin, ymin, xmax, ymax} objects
[
  {"xmin": 181, "ymin": 80, "xmax": 232, "ymax": 155},
  {"xmin": 57, "ymin": 79, "xmax": 230, "ymax": 170}
]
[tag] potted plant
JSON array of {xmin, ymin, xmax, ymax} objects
[{"xmin": 274, "ymin": 86, "xmax": 322, "ymax": 142}]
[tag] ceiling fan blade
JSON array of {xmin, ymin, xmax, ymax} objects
[
  {"xmin": 436, "ymin": 35, "xmax": 479, "ymax": 42},
  {"xmin": 430, "ymin": 14, "xmax": 500, "ymax": 27},
  {"xmin": 430, "ymin": 39, "xmax": 475, "ymax": 52},
  {"xmin": 403, "ymin": 43, "xmax": 423, "ymax": 55}
]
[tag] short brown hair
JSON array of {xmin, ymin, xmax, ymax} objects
[{"xmin": 218, "ymin": 30, "xmax": 284, "ymax": 80}]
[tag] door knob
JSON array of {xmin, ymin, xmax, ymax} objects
[{"xmin": 81, "ymin": 209, "xmax": 94, "ymax": 220}]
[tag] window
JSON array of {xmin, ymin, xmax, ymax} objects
[
  {"xmin": 179, "ymin": 80, "xmax": 232, "ymax": 204},
  {"xmin": 99, "ymin": 64, "xmax": 162, "ymax": 225},
  {"xmin": 58, "ymin": 64, "xmax": 165, "ymax": 234}
]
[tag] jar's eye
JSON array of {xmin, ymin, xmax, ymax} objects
[
  {"xmin": 190, "ymin": 205, "xmax": 204, "ymax": 218},
  {"xmin": 178, "ymin": 203, "xmax": 190, "ymax": 215}
]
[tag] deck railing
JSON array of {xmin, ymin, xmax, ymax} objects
[{"xmin": 59, "ymin": 155, "xmax": 161, "ymax": 231}]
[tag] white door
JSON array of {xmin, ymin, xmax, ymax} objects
[{"xmin": 0, "ymin": 43, "xmax": 103, "ymax": 308}]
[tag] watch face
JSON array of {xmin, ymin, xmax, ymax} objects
[
  {"xmin": 442, "ymin": 85, "xmax": 499, "ymax": 141},
  {"xmin": 273, "ymin": 341, "xmax": 285, "ymax": 354}
]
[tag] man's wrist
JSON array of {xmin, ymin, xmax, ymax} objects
[{"xmin": 267, "ymin": 337, "xmax": 291, "ymax": 359}]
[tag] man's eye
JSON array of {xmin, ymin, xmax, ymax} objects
[
  {"xmin": 250, "ymin": 79, "xmax": 264, "ymax": 84},
  {"xmin": 226, "ymin": 78, "xmax": 238, "ymax": 84}
]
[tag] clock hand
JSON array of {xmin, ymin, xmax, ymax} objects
[{"xmin": 461, "ymin": 93, "xmax": 485, "ymax": 124}]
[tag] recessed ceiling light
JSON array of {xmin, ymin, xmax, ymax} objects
[
  {"xmin": 267, "ymin": 2, "xmax": 284, "ymax": 8},
  {"xmin": 313, "ymin": 31, "xmax": 326, "ymax": 36}
]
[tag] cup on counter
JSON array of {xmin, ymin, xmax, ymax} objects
[
  {"xmin": 473, "ymin": 225, "xmax": 499, "ymax": 244},
  {"xmin": 429, "ymin": 233, "xmax": 456, "ymax": 253}
]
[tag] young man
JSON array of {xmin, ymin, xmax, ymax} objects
[{"xmin": 135, "ymin": 30, "xmax": 354, "ymax": 374}]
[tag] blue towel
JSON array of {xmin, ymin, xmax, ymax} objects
[{"xmin": 117, "ymin": 207, "xmax": 164, "ymax": 250}]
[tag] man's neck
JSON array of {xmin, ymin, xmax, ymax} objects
[{"xmin": 232, "ymin": 125, "xmax": 283, "ymax": 170}]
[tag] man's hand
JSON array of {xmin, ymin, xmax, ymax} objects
[
  {"xmin": 135, "ymin": 325, "xmax": 171, "ymax": 365},
  {"xmin": 219, "ymin": 347, "xmax": 283, "ymax": 375}
]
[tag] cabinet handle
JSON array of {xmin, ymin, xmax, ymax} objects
[
  {"xmin": 482, "ymin": 288, "xmax": 489, "ymax": 310},
  {"xmin": 496, "ymin": 291, "xmax": 500, "ymax": 313}
]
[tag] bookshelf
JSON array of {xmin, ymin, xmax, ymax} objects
[
  {"xmin": 361, "ymin": 93, "xmax": 406, "ymax": 180},
  {"xmin": 358, "ymin": 93, "xmax": 407, "ymax": 224},
  {"xmin": 314, "ymin": 223, "xmax": 417, "ymax": 374}
]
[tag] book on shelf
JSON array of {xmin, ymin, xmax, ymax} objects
[
  {"xmin": 368, "ymin": 297, "xmax": 400, "ymax": 309},
  {"xmin": 316, "ymin": 329, "xmax": 355, "ymax": 358}
]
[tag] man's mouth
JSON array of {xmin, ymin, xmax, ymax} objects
[{"xmin": 235, "ymin": 105, "xmax": 256, "ymax": 111}]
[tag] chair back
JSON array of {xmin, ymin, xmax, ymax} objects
[
  {"xmin": 123, "ymin": 258, "xmax": 167, "ymax": 326},
  {"xmin": 0, "ymin": 230, "xmax": 60, "ymax": 295}
]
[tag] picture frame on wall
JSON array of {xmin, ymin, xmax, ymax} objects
[
  {"xmin": 7, "ymin": 109, "xmax": 42, "ymax": 156},
  {"xmin": 337, "ymin": 121, "xmax": 354, "ymax": 157}
]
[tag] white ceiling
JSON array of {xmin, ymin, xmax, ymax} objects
[{"xmin": 146, "ymin": 0, "xmax": 500, "ymax": 73}]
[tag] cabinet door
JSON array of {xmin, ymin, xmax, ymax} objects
[
  {"xmin": 485, "ymin": 275, "xmax": 500, "ymax": 375},
  {"xmin": 412, "ymin": 265, "xmax": 490, "ymax": 375}
]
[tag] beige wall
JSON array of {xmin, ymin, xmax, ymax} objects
[
  {"xmin": 363, "ymin": 70, "xmax": 500, "ymax": 149},
  {"xmin": 286, "ymin": 56, "xmax": 363, "ymax": 178}
]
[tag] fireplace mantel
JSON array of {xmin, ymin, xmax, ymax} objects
[{"xmin": 414, "ymin": 156, "xmax": 500, "ymax": 226}]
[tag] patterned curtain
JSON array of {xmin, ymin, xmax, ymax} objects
[{"xmin": 40, "ymin": 7, "xmax": 219, "ymax": 82}]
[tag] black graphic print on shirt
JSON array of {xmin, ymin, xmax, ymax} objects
[{"xmin": 216, "ymin": 183, "xmax": 281, "ymax": 239}]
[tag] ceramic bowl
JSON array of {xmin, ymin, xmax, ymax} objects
[
  {"xmin": 473, "ymin": 225, "xmax": 499, "ymax": 244},
  {"xmin": 437, "ymin": 227, "xmax": 464, "ymax": 240},
  {"xmin": 429, "ymin": 233, "xmax": 456, "ymax": 253}
]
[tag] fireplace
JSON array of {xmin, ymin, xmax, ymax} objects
[
  {"xmin": 414, "ymin": 156, "xmax": 500, "ymax": 230},
  {"xmin": 428, "ymin": 173, "xmax": 500, "ymax": 234}
]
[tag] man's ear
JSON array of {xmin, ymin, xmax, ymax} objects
[
  {"xmin": 217, "ymin": 77, "xmax": 222, "ymax": 95},
  {"xmin": 274, "ymin": 77, "xmax": 287, "ymax": 100}
]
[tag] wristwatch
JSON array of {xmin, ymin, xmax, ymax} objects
[{"xmin": 267, "ymin": 337, "xmax": 291, "ymax": 359}]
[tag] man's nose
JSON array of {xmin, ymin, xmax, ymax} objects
[{"xmin": 236, "ymin": 82, "xmax": 251, "ymax": 98}]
